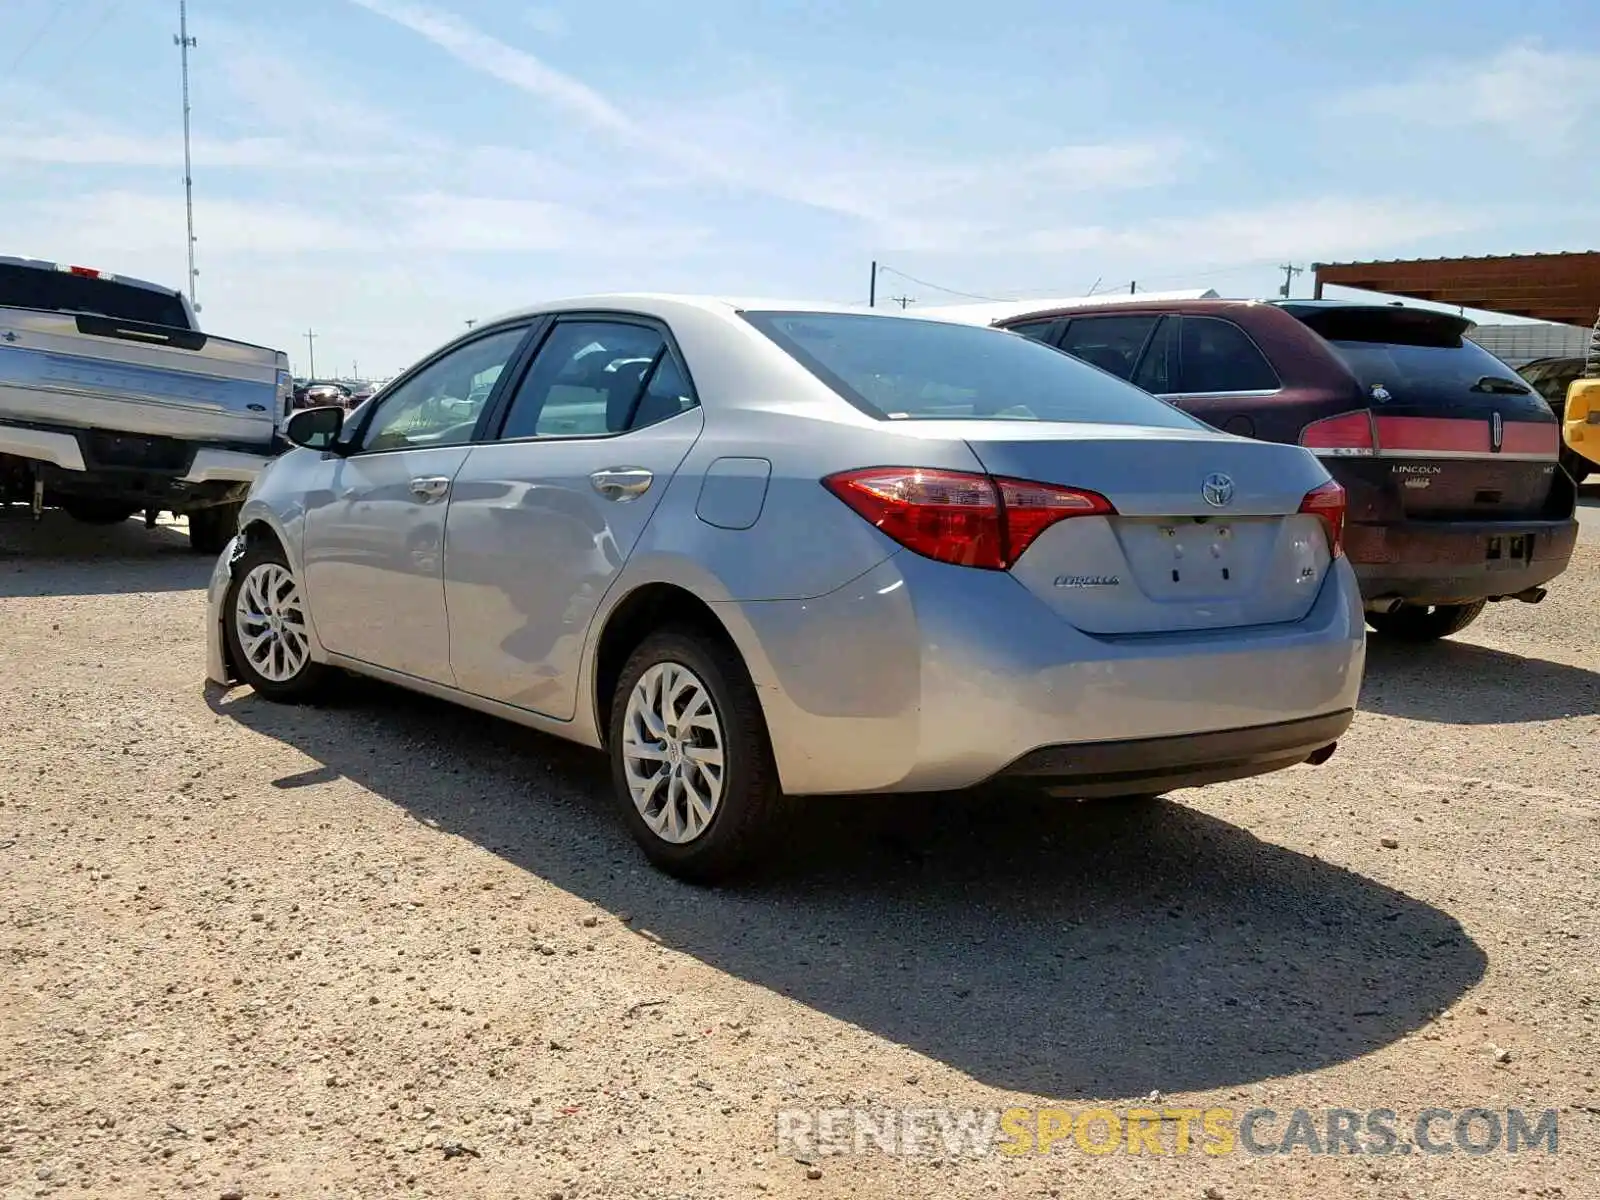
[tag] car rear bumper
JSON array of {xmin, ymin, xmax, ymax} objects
[
  {"xmin": 1347, "ymin": 518, "xmax": 1578, "ymax": 605},
  {"xmin": 725, "ymin": 552, "xmax": 1366, "ymax": 796},
  {"xmin": 996, "ymin": 709, "xmax": 1353, "ymax": 797}
]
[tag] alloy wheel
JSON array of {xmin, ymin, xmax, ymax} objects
[
  {"xmin": 234, "ymin": 562, "xmax": 311, "ymax": 683},
  {"xmin": 621, "ymin": 661, "xmax": 726, "ymax": 844}
]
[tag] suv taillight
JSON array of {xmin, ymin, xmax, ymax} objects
[
  {"xmin": 1300, "ymin": 410, "xmax": 1376, "ymax": 456},
  {"xmin": 822, "ymin": 467, "xmax": 1114, "ymax": 570},
  {"xmin": 1299, "ymin": 479, "xmax": 1346, "ymax": 558}
]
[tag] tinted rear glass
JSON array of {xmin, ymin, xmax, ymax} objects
[
  {"xmin": 742, "ymin": 311, "xmax": 1203, "ymax": 429},
  {"xmin": 0, "ymin": 264, "xmax": 191, "ymax": 329},
  {"xmin": 1291, "ymin": 305, "xmax": 1546, "ymax": 414}
]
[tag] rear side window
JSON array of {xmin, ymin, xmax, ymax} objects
[
  {"xmin": 1176, "ymin": 316, "xmax": 1280, "ymax": 394},
  {"xmin": 1056, "ymin": 315, "xmax": 1160, "ymax": 380},
  {"xmin": 0, "ymin": 263, "xmax": 191, "ymax": 329},
  {"xmin": 498, "ymin": 320, "xmax": 695, "ymax": 440},
  {"xmin": 1132, "ymin": 316, "xmax": 1178, "ymax": 393},
  {"xmin": 742, "ymin": 310, "xmax": 1204, "ymax": 430}
]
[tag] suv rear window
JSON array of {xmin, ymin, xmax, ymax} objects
[
  {"xmin": 742, "ymin": 310, "xmax": 1202, "ymax": 429},
  {"xmin": 0, "ymin": 263, "xmax": 192, "ymax": 329},
  {"xmin": 1288, "ymin": 305, "xmax": 1543, "ymax": 411}
]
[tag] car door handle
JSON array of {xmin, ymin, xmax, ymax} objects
[
  {"xmin": 590, "ymin": 467, "xmax": 654, "ymax": 501},
  {"xmin": 409, "ymin": 476, "xmax": 451, "ymax": 501}
]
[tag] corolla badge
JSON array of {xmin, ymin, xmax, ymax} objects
[
  {"xmin": 1054, "ymin": 575, "xmax": 1120, "ymax": 588},
  {"xmin": 1201, "ymin": 472, "xmax": 1235, "ymax": 507}
]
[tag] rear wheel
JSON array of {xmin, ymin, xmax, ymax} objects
[
  {"xmin": 609, "ymin": 627, "xmax": 782, "ymax": 883},
  {"xmin": 223, "ymin": 540, "xmax": 330, "ymax": 702},
  {"xmin": 60, "ymin": 499, "xmax": 136, "ymax": 525},
  {"xmin": 1366, "ymin": 600, "xmax": 1486, "ymax": 642},
  {"xmin": 188, "ymin": 502, "xmax": 241, "ymax": 556}
]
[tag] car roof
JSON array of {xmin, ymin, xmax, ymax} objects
[
  {"xmin": 471, "ymin": 293, "xmax": 955, "ymax": 330},
  {"xmin": 980, "ymin": 295, "xmax": 1462, "ymax": 326},
  {"xmin": 917, "ymin": 290, "xmax": 1223, "ymax": 326}
]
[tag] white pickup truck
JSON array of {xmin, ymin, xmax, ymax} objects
[{"xmin": 0, "ymin": 255, "xmax": 291, "ymax": 553}]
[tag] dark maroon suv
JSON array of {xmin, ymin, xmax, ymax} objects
[{"xmin": 992, "ymin": 299, "xmax": 1578, "ymax": 641}]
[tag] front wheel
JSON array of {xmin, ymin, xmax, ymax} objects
[
  {"xmin": 609, "ymin": 627, "xmax": 782, "ymax": 883},
  {"xmin": 222, "ymin": 540, "xmax": 330, "ymax": 702},
  {"xmin": 188, "ymin": 503, "xmax": 241, "ymax": 556},
  {"xmin": 1366, "ymin": 600, "xmax": 1487, "ymax": 642}
]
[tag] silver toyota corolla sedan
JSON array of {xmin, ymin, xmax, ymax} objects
[{"xmin": 205, "ymin": 295, "xmax": 1365, "ymax": 880}]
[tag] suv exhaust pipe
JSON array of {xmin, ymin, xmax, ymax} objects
[
  {"xmin": 1365, "ymin": 597, "xmax": 1404, "ymax": 615},
  {"xmin": 1490, "ymin": 586, "xmax": 1547, "ymax": 605}
]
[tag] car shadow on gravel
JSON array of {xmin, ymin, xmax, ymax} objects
[
  {"xmin": 1360, "ymin": 638, "xmax": 1600, "ymax": 723},
  {"xmin": 210, "ymin": 677, "xmax": 1487, "ymax": 1100},
  {"xmin": 0, "ymin": 509, "xmax": 206, "ymax": 596}
]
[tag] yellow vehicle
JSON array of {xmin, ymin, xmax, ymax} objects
[
  {"xmin": 1562, "ymin": 314, "xmax": 1600, "ymax": 473},
  {"xmin": 1565, "ymin": 377, "xmax": 1600, "ymax": 471}
]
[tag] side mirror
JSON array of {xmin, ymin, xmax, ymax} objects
[{"xmin": 285, "ymin": 405, "xmax": 346, "ymax": 451}]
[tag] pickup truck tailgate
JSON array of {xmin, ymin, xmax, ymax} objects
[{"xmin": 0, "ymin": 309, "xmax": 283, "ymax": 446}]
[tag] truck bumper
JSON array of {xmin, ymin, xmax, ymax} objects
[
  {"xmin": 181, "ymin": 448, "xmax": 274, "ymax": 484},
  {"xmin": 0, "ymin": 425, "xmax": 86, "ymax": 471}
]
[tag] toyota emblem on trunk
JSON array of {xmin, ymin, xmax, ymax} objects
[{"xmin": 1201, "ymin": 473, "xmax": 1235, "ymax": 507}]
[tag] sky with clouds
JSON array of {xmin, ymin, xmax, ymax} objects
[{"xmin": 4, "ymin": 0, "xmax": 1598, "ymax": 377}]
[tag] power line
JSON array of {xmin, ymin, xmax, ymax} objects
[
  {"xmin": 51, "ymin": 1, "xmax": 124, "ymax": 63},
  {"xmin": 5, "ymin": 0, "xmax": 71, "ymax": 74},
  {"xmin": 889, "ymin": 295, "xmax": 916, "ymax": 310},
  {"xmin": 1278, "ymin": 262, "xmax": 1304, "ymax": 299},
  {"xmin": 874, "ymin": 263, "xmax": 1011, "ymax": 303}
]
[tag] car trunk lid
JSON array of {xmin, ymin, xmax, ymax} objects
[{"xmin": 956, "ymin": 423, "xmax": 1336, "ymax": 636}]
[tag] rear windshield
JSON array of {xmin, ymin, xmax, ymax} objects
[
  {"xmin": 742, "ymin": 310, "xmax": 1204, "ymax": 429},
  {"xmin": 1291, "ymin": 306, "xmax": 1545, "ymax": 411},
  {"xmin": 0, "ymin": 263, "xmax": 192, "ymax": 329}
]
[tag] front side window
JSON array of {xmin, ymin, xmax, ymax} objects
[
  {"xmin": 742, "ymin": 310, "xmax": 1204, "ymax": 429},
  {"xmin": 1176, "ymin": 316, "xmax": 1280, "ymax": 394},
  {"xmin": 359, "ymin": 326, "xmax": 526, "ymax": 453},
  {"xmin": 498, "ymin": 320, "xmax": 695, "ymax": 439}
]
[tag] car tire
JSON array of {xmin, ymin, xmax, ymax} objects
[
  {"xmin": 608, "ymin": 625, "xmax": 782, "ymax": 883},
  {"xmin": 1561, "ymin": 445, "xmax": 1591, "ymax": 485},
  {"xmin": 188, "ymin": 503, "xmax": 241, "ymax": 556},
  {"xmin": 1365, "ymin": 600, "xmax": 1487, "ymax": 642},
  {"xmin": 60, "ymin": 499, "xmax": 136, "ymax": 525},
  {"xmin": 222, "ymin": 539, "xmax": 330, "ymax": 703}
]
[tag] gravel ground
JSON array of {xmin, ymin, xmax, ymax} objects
[{"xmin": 2, "ymin": 497, "xmax": 1597, "ymax": 1200}]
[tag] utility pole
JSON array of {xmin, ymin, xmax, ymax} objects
[
  {"xmin": 1129, "ymin": 281, "xmax": 1137, "ymax": 294},
  {"xmin": 890, "ymin": 295, "xmax": 916, "ymax": 310},
  {"xmin": 1278, "ymin": 262, "xmax": 1303, "ymax": 298},
  {"xmin": 174, "ymin": 0, "xmax": 199, "ymax": 312},
  {"xmin": 304, "ymin": 329, "xmax": 317, "ymax": 380},
  {"xmin": 869, "ymin": 260, "xmax": 878, "ymax": 308},
  {"xmin": 464, "ymin": 318, "xmax": 477, "ymax": 330}
]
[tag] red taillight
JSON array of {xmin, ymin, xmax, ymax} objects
[
  {"xmin": 1299, "ymin": 479, "xmax": 1346, "ymax": 558},
  {"xmin": 822, "ymin": 467, "xmax": 1114, "ymax": 570},
  {"xmin": 1300, "ymin": 410, "xmax": 1376, "ymax": 456}
]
